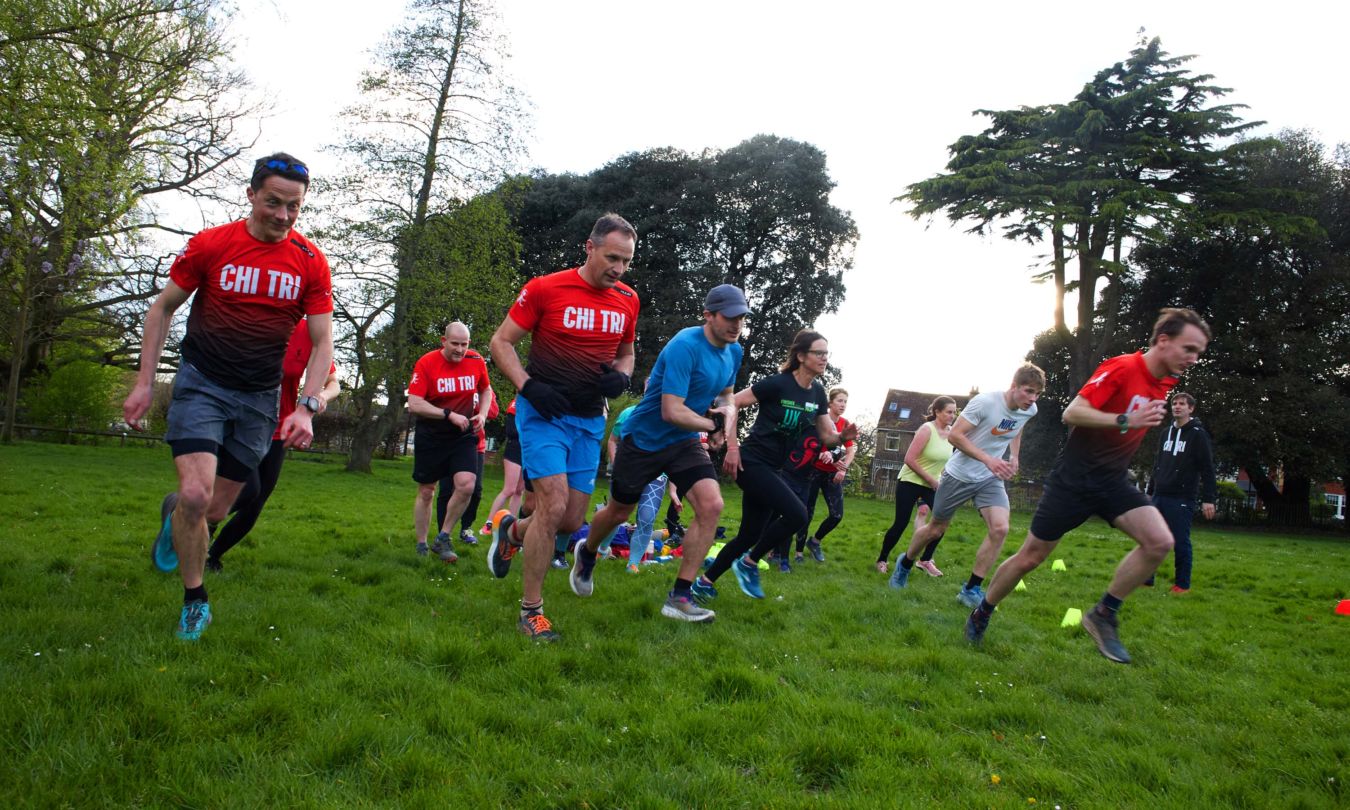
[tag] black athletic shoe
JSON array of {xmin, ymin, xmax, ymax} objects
[
  {"xmin": 965, "ymin": 608, "xmax": 990, "ymax": 644},
  {"xmin": 1082, "ymin": 607, "xmax": 1131, "ymax": 664}
]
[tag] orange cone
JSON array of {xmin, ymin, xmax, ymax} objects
[{"xmin": 1335, "ymin": 600, "xmax": 1350, "ymax": 616}]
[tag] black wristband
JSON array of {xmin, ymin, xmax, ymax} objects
[{"xmin": 443, "ymin": 408, "xmax": 451, "ymax": 421}]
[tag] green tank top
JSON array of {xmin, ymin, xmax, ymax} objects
[{"xmin": 898, "ymin": 423, "xmax": 952, "ymax": 487}]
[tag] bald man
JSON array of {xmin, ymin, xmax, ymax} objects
[{"xmin": 407, "ymin": 321, "xmax": 494, "ymax": 561}]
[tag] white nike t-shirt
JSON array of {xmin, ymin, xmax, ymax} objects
[{"xmin": 944, "ymin": 391, "xmax": 1037, "ymax": 482}]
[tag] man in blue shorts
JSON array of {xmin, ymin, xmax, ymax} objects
[
  {"xmin": 570, "ymin": 284, "xmax": 747, "ymax": 623},
  {"xmin": 488, "ymin": 214, "xmax": 641, "ymax": 642}
]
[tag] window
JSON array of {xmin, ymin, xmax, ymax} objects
[
  {"xmin": 899, "ymin": 407, "xmax": 911, "ymax": 419},
  {"xmin": 885, "ymin": 434, "xmax": 901, "ymax": 451},
  {"xmin": 888, "ymin": 402, "xmax": 897, "ymax": 413}
]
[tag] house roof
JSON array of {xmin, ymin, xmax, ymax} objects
[{"xmin": 876, "ymin": 389, "xmax": 973, "ymax": 432}]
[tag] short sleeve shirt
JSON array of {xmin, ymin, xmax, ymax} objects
[
  {"xmin": 272, "ymin": 317, "xmax": 338, "ymax": 441},
  {"xmin": 811, "ymin": 416, "xmax": 855, "ymax": 473},
  {"xmin": 944, "ymin": 391, "xmax": 1038, "ymax": 483},
  {"xmin": 742, "ymin": 372, "xmax": 830, "ymax": 469},
  {"xmin": 507, "ymin": 268, "xmax": 640, "ymax": 417},
  {"xmin": 624, "ymin": 326, "xmax": 742, "ymax": 452},
  {"xmin": 1056, "ymin": 351, "xmax": 1178, "ymax": 483},
  {"xmin": 171, "ymin": 220, "xmax": 333, "ymax": 392},
  {"xmin": 408, "ymin": 348, "xmax": 492, "ymax": 437}
]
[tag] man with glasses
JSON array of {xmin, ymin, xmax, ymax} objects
[{"xmin": 124, "ymin": 153, "xmax": 333, "ymax": 641}]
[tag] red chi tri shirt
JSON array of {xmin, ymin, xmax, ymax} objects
[
  {"xmin": 408, "ymin": 348, "xmax": 492, "ymax": 437},
  {"xmin": 812, "ymin": 416, "xmax": 856, "ymax": 473},
  {"xmin": 171, "ymin": 220, "xmax": 333, "ymax": 392},
  {"xmin": 272, "ymin": 317, "xmax": 338, "ymax": 441},
  {"xmin": 507, "ymin": 267, "xmax": 640, "ymax": 417},
  {"xmin": 1056, "ymin": 351, "xmax": 1178, "ymax": 483}
]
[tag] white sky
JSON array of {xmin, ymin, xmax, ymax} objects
[{"xmin": 232, "ymin": 0, "xmax": 1349, "ymax": 426}]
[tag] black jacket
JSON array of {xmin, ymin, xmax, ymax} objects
[{"xmin": 1149, "ymin": 418, "xmax": 1217, "ymax": 503}]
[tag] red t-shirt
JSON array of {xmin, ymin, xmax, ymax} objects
[
  {"xmin": 171, "ymin": 220, "xmax": 332, "ymax": 392},
  {"xmin": 1057, "ymin": 351, "xmax": 1178, "ymax": 482},
  {"xmin": 475, "ymin": 389, "xmax": 500, "ymax": 452},
  {"xmin": 812, "ymin": 417, "xmax": 856, "ymax": 473},
  {"xmin": 408, "ymin": 348, "xmax": 492, "ymax": 435},
  {"xmin": 272, "ymin": 318, "xmax": 338, "ymax": 441},
  {"xmin": 507, "ymin": 268, "xmax": 639, "ymax": 417}
]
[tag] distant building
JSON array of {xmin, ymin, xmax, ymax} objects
[{"xmin": 870, "ymin": 388, "xmax": 972, "ymax": 499}]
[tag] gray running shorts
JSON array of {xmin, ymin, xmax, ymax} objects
[{"xmin": 930, "ymin": 469, "xmax": 1009, "ymax": 522}]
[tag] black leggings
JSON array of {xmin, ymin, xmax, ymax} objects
[
  {"xmin": 707, "ymin": 464, "xmax": 808, "ymax": 582},
  {"xmin": 437, "ymin": 452, "xmax": 484, "ymax": 534},
  {"xmin": 794, "ymin": 472, "xmax": 845, "ymax": 549},
  {"xmin": 877, "ymin": 479, "xmax": 943, "ymax": 564},
  {"xmin": 209, "ymin": 439, "xmax": 287, "ymax": 561}
]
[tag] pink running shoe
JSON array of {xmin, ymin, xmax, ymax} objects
[
  {"xmin": 916, "ymin": 559, "xmax": 944, "ymax": 577},
  {"xmin": 876, "ymin": 560, "xmax": 888, "ymax": 574}
]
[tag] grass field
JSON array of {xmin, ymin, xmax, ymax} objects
[{"xmin": 1, "ymin": 442, "xmax": 1346, "ymax": 808}]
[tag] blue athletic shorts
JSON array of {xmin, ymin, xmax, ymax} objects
[
  {"xmin": 164, "ymin": 362, "xmax": 279, "ymax": 478},
  {"xmin": 514, "ymin": 396, "xmax": 605, "ymax": 494}
]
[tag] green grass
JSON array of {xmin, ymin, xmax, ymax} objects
[{"xmin": 1, "ymin": 442, "xmax": 1346, "ymax": 808}]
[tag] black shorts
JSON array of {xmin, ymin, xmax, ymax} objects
[
  {"xmin": 1029, "ymin": 470, "xmax": 1152, "ymax": 542},
  {"xmin": 413, "ymin": 423, "xmax": 479, "ymax": 484},
  {"xmin": 502, "ymin": 413, "xmax": 521, "ymax": 465},
  {"xmin": 610, "ymin": 435, "xmax": 717, "ymax": 505}
]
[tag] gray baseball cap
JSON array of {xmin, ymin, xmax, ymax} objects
[{"xmin": 704, "ymin": 284, "xmax": 751, "ymax": 317}]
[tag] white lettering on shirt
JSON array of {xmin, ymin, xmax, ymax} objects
[
  {"xmin": 219, "ymin": 264, "xmax": 300, "ymax": 300},
  {"xmin": 563, "ymin": 307, "xmax": 625, "ymax": 334}
]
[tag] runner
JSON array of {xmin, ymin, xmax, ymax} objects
[
  {"xmin": 888, "ymin": 364, "xmax": 1044, "ymax": 609},
  {"xmin": 124, "ymin": 153, "xmax": 333, "ymax": 640},
  {"xmin": 965, "ymin": 308, "xmax": 1211, "ymax": 664},
  {"xmin": 783, "ymin": 387, "xmax": 856, "ymax": 567},
  {"xmin": 571, "ymin": 284, "xmax": 747, "ymax": 623},
  {"xmin": 407, "ymin": 321, "xmax": 493, "ymax": 562},
  {"xmin": 487, "ymin": 213, "xmax": 641, "ymax": 642},
  {"xmin": 206, "ymin": 317, "xmax": 340, "ymax": 572},
  {"xmin": 876, "ymin": 395, "xmax": 956, "ymax": 575},
  {"xmin": 698, "ymin": 330, "xmax": 857, "ymax": 601}
]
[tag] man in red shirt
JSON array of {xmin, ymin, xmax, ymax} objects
[
  {"xmin": 489, "ymin": 213, "xmax": 640, "ymax": 642},
  {"xmin": 965, "ymin": 308, "xmax": 1211, "ymax": 663},
  {"xmin": 123, "ymin": 153, "xmax": 334, "ymax": 641},
  {"xmin": 407, "ymin": 321, "xmax": 494, "ymax": 562}
]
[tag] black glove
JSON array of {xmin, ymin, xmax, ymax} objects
[
  {"xmin": 596, "ymin": 364, "xmax": 631, "ymax": 399},
  {"xmin": 521, "ymin": 378, "xmax": 569, "ymax": 421}
]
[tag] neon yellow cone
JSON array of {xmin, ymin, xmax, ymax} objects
[
  {"xmin": 1060, "ymin": 607, "xmax": 1082, "ymax": 627},
  {"xmin": 1015, "ymin": 579, "xmax": 1027, "ymax": 592},
  {"xmin": 1051, "ymin": 559, "xmax": 1067, "ymax": 572}
]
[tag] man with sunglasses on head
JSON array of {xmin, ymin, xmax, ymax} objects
[{"xmin": 124, "ymin": 153, "xmax": 333, "ymax": 641}]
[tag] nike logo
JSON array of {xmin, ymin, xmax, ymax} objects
[{"xmin": 990, "ymin": 427, "xmax": 1014, "ymax": 435}]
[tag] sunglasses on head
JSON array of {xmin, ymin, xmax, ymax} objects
[{"xmin": 256, "ymin": 158, "xmax": 308, "ymax": 178}]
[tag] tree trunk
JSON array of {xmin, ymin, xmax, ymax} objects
[{"xmin": 1, "ymin": 282, "xmax": 31, "ymax": 443}]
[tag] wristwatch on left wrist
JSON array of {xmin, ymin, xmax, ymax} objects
[
  {"xmin": 1115, "ymin": 413, "xmax": 1129, "ymax": 433},
  {"xmin": 299, "ymin": 395, "xmax": 321, "ymax": 414}
]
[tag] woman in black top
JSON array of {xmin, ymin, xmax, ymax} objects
[{"xmin": 695, "ymin": 330, "xmax": 856, "ymax": 600}]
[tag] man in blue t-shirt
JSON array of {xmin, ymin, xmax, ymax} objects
[{"xmin": 569, "ymin": 284, "xmax": 747, "ymax": 624}]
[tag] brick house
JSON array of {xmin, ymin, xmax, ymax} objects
[{"xmin": 870, "ymin": 388, "xmax": 972, "ymax": 499}]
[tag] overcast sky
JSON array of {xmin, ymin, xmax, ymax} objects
[{"xmin": 234, "ymin": 0, "xmax": 1349, "ymax": 425}]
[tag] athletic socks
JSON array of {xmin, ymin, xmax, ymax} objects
[
  {"xmin": 520, "ymin": 598, "xmax": 543, "ymax": 618},
  {"xmin": 1098, "ymin": 592, "xmax": 1124, "ymax": 615},
  {"xmin": 977, "ymin": 598, "xmax": 995, "ymax": 615},
  {"xmin": 671, "ymin": 578, "xmax": 693, "ymax": 598},
  {"xmin": 966, "ymin": 574, "xmax": 984, "ymax": 591},
  {"xmin": 553, "ymin": 531, "xmax": 571, "ymax": 554},
  {"xmin": 899, "ymin": 555, "xmax": 916, "ymax": 570},
  {"xmin": 184, "ymin": 585, "xmax": 207, "ymax": 605}
]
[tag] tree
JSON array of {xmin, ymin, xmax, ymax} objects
[
  {"xmin": 504, "ymin": 135, "xmax": 857, "ymax": 391},
  {"xmin": 1121, "ymin": 130, "xmax": 1350, "ymax": 525},
  {"xmin": 1, "ymin": 0, "xmax": 251, "ymax": 441},
  {"xmin": 317, "ymin": 0, "xmax": 528, "ymax": 473},
  {"xmin": 902, "ymin": 36, "xmax": 1259, "ymax": 393}
]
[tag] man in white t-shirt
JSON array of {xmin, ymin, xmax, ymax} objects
[{"xmin": 889, "ymin": 363, "xmax": 1044, "ymax": 608}]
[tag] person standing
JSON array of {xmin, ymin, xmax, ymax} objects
[
  {"xmin": 1145, "ymin": 392, "xmax": 1217, "ymax": 593},
  {"xmin": 876, "ymin": 395, "xmax": 957, "ymax": 575},
  {"xmin": 965, "ymin": 308, "xmax": 1211, "ymax": 664},
  {"xmin": 407, "ymin": 321, "xmax": 494, "ymax": 562},
  {"xmin": 570, "ymin": 284, "xmax": 747, "ymax": 623},
  {"xmin": 124, "ymin": 153, "xmax": 333, "ymax": 640},
  {"xmin": 784, "ymin": 387, "xmax": 857, "ymax": 567},
  {"xmin": 889, "ymin": 365, "xmax": 1044, "ymax": 610},
  {"xmin": 487, "ymin": 213, "xmax": 641, "ymax": 642},
  {"xmin": 205, "ymin": 316, "xmax": 340, "ymax": 572},
  {"xmin": 698, "ymin": 330, "xmax": 856, "ymax": 601}
]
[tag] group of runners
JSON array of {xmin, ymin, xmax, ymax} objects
[{"xmin": 125, "ymin": 153, "xmax": 1216, "ymax": 664}]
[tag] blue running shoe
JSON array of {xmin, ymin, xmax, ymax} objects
[
  {"xmin": 733, "ymin": 555, "xmax": 765, "ymax": 599},
  {"xmin": 957, "ymin": 584, "xmax": 984, "ymax": 609},
  {"xmin": 151, "ymin": 492, "xmax": 178, "ymax": 573},
  {"xmin": 486, "ymin": 511, "xmax": 519, "ymax": 578},
  {"xmin": 570, "ymin": 539, "xmax": 596, "ymax": 597},
  {"xmin": 176, "ymin": 600, "xmax": 212, "ymax": 641},
  {"xmin": 965, "ymin": 607, "xmax": 990, "ymax": 644},
  {"xmin": 690, "ymin": 576, "xmax": 719, "ymax": 604},
  {"xmin": 430, "ymin": 531, "xmax": 459, "ymax": 564},
  {"xmin": 778, "ymin": 558, "xmax": 792, "ymax": 574},
  {"xmin": 889, "ymin": 562, "xmax": 910, "ymax": 589},
  {"xmin": 806, "ymin": 538, "xmax": 825, "ymax": 563},
  {"xmin": 1081, "ymin": 607, "xmax": 1132, "ymax": 664}
]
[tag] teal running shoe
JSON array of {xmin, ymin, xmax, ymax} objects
[
  {"xmin": 733, "ymin": 555, "xmax": 764, "ymax": 599},
  {"xmin": 176, "ymin": 600, "xmax": 212, "ymax": 641},
  {"xmin": 151, "ymin": 492, "xmax": 178, "ymax": 573}
]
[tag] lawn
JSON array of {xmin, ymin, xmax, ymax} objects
[{"xmin": 1, "ymin": 442, "xmax": 1346, "ymax": 808}]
